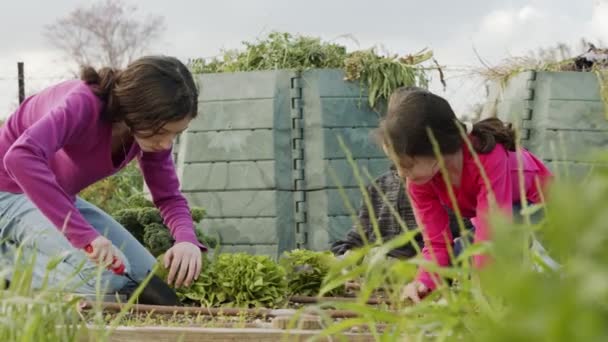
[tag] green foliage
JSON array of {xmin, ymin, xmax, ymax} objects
[
  {"xmin": 279, "ymin": 249, "xmax": 344, "ymax": 297},
  {"xmin": 189, "ymin": 32, "xmax": 346, "ymax": 73},
  {"xmin": 195, "ymin": 227, "xmax": 217, "ymax": 249},
  {"xmin": 154, "ymin": 254, "xmax": 170, "ymax": 282},
  {"xmin": 143, "ymin": 223, "xmax": 173, "ymax": 257},
  {"xmin": 79, "ymin": 161, "xmax": 144, "ymax": 214},
  {"xmin": 157, "ymin": 253, "xmax": 287, "ymax": 308},
  {"xmin": 179, "ymin": 272, "xmax": 219, "ymax": 305},
  {"xmin": 0, "ymin": 245, "xmax": 83, "ymax": 341},
  {"xmin": 212, "ymin": 253, "xmax": 287, "ymax": 308},
  {"xmin": 112, "ymin": 208, "xmax": 145, "ymax": 241},
  {"xmin": 470, "ymin": 166, "xmax": 608, "ymax": 342},
  {"xmin": 124, "ymin": 193, "xmax": 154, "ymax": 208},
  {"xmin": 156, "ymin": 253, "xmax": 220, "ymax": 305},
  {"xmin": 188, "ymin": 31, "xmax": 439, "ymax": 109},
  {"xmin": 143, "ymin": 223, "xmax": 218, "ymax": 257},
  {"xmin": 190, "ymin": 207, "xmax": 206, "ymax": 223},
  {"xmin": 136, "ymin": 207, "xmax": 163, "ymax": 225},
  {"xmin": 343, "ymin": 48, "xmax": 433, "ymax": 108},
  {"xmin": 311, "ymin": 137, "xmax": 608, "ymax": 341},
  {"xmin": 112, "ymin": 195, "xmax": 215, "ymax": 257}
]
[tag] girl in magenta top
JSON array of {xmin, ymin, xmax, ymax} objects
[
  {"xmin": 0, "ymin": 56, "xmax": 205, "ymax": 294},
  {"xmin": 376, "ymin": 87, "xmax": 555, "ymax": 303}
]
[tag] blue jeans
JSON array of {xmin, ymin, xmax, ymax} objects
[{"xmin": 0, "ymin": 192, "xmax": 156, "ymax": 294}]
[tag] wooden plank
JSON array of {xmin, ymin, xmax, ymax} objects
[
  {"xmin": 272, "ymin": 314, "xmax": 322, "ymax": 330},
  {"xmin": 185, "ymin": 190, "xmax": 291, "ymax": 218},
  {"xmin": 82, "ymin": 326, "xmax": 375, "ymax": 342},
  {"xmin": 180, "ymin": 130, "xmax": 286, "ymax": 162},
  {"xmin": 181, "ymin": 161, "xmax": 277, "ymax": 191},
  {"xmin": 197, "ymin": 71, "xmax": 291, "ymax": 101},
  {"xmin": 190, "ymin": 99, "xmax": 277, "ymax": 131},
  {"xmin": 531, "ymin": 129, "xmax": 608, "ymax": 162},
  {"xmin": 202, "ymin": 218, "xmax": 279, "ymax": 244}
]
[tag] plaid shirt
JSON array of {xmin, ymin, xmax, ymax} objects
[{"xmin": 330, "ymin": 167, "xmax": 473, "ymax": 259}]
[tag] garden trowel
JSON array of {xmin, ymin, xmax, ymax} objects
[{"xmin": 84, "ymin": 245, "xmax": 181, "ymax": 306}]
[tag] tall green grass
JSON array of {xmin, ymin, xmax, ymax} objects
[
  {"xmin": 310, "ymin": 132, "xmax": 608, "ymax": 341},
  {"xmin": 1, "ymin": 129, "xmax": 606, "ymax": 341},
  {"xmin": 0, "ymin": 234, "xmax": 157, "ymax": 341}
]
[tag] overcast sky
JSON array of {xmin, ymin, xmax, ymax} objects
[{"xmin": 0, "ymin": 0, "xmax": 606, "ymax": 118}]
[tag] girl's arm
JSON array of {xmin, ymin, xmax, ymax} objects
[
  {"xmin": 137, "ymin": 149, "xmax": 206, "ymax": 251},
  {"xmin": 3, "ymin": 91, "xmax": 102, "ymax": 248},
  {"xmin": 408, "ymin": 181, "xmax": 452, "ymax": 291}
]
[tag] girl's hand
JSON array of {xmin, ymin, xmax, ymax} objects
[
  {"xmin": 163, "ymin": 242, "xmax": 202, "ymax": 288},
  {"xmin": 400, "ymin": 281, "xmax": 429, "ymax": 304},
  {"xmin": 85, "ymin": 236, "xmax": 123, "ymax": 270}
]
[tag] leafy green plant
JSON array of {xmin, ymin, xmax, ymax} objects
[
  {"xmin": 155, "ymin": 253, "xmax": 218, "ymax": 305},
  {"xmin": 188, "ymin": 31, "xmax": 440, "ymax": 109},
  {"xmin": 279, "ymin": 249, "xmax": 345, "ymax": 297},
  {"xmin": 123, "ymin": 193, "xmax": 154, "ymax": 208},
  {"xmin": 212, "ymin": 253, "xmax": 287, "ymax": 308},
  {"xmin": 112, "ymin": 196, "xmax": 216, "ymax": 256},
  {"xmin": 143, "ymin": 222, "xmax": 216, "ymax": 257},
  {"xmin": 156, "ymin": 253, "xmax": 287, "ymax": 308}
]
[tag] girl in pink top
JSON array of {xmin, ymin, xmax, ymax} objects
[
  {"xmin": 376, "ymin": 87, "xmax": 556, "ymax": 303},
  {"xmin": 0, "ymin": 56, "xmax": 205, "ymax": 295}
]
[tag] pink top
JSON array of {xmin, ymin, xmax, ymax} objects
[
  {"xmin": 0, "ymin": 79, "xmax": 205, "ymax": 251},
  {"xmin": 407, "ymin": 139, "xmax": 551, "ymax": 290}
]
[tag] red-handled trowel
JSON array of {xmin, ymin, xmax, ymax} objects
[{"xmin": 84, "ymin": 244, "xmax": 181, "ymax": 306}]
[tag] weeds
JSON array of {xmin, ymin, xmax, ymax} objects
[
  {"xmin": 188, "ymin": 31, "xmax": 441, "ymax": 109},
  {"xmin": 311, "ymin": 131, "xmax": 608, "ymax": 341}
]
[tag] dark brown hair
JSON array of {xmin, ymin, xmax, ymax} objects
[
  {"xmin": 377, "ymin": 87, "xmax": 516, "ymax": 157},
  {"xmin": 81, "ymin": 55, "xmax": 198, "ymax": 135}
]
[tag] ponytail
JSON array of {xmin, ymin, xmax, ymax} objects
[
  {"xmin": 80, "ymin": 56, "xmax": 200, "ymax": 135},
  {"xmin": 470, "ymin": 117, "xmax": 516, "ymax": 153},
  {"xmin": 80, "ymin": 66, "xmax": 122, "ymax": 122}
]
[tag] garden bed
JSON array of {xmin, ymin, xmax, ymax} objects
[
  {"xmin": 79, "ymin": 300, "xmax": 383, "ymax": 341},
  {"xmin": 80, "ymin": 325, "xmax": 376, "ymax": 342}
]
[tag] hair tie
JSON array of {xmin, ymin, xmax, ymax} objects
[{"xmin": 464, "ymin": 121, "xmax": 473, "ymax": 133}]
